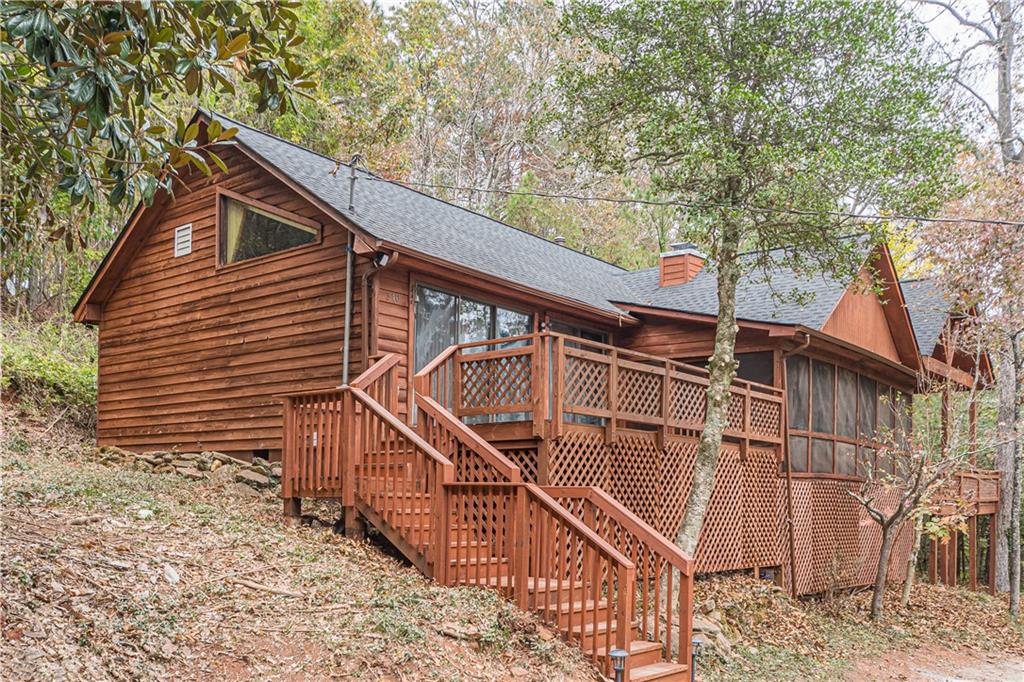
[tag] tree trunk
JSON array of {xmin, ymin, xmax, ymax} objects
[
  {"xmin": 871, "ymin": 521, "xmax": 898, "ymax": 620},
  {"xmin": 675, "ymin": 218, "xmax": 742, "ymax": 556},
  {"xmin": 995, "ymin": 0, "xmax": 1020, "ymax": 165},
  {"xmin": 1011, "ymin": 332, "xmax": 1022, "ymax": 618},
  {"xmin": 997, "ymin": 352, "xmax": 1016, "ymax": 591},
  {"xmin": 901, "ymin": 513, "xmax": 923, "ymax": 607}
]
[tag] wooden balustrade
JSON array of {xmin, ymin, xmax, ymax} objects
[
  {"xmin": 443, "ymin": 482, "xmax": 636, "ymax": 678},
  {"xmin": 548, "ymin": 486, "xmax": 694, "ymax": 667},
  {"xmin": 416, "ymin": 393, "xmax": 522, "ymax": 483},
  {"xmin": 417, "ymin": 332, "xmax": 784, "ymax": 447},
  {"xmin": 281, "ymin": 388, "xmax": 346, "ymax": 498}
]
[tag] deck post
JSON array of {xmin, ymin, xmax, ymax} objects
[
  {"xmin": 513, "ymin": 485, "xmax": 530, "ymax": 609},
  {"xmin": 606, "ymin": 349, "xmax": 618, "ymax": 444},
  {"xmin": 283, "ymin": 497, "xmax": 302, "ymax": 525},
  {"xmin": 969, "ymin": 514, "xmax": 978, "ymax": 591}
]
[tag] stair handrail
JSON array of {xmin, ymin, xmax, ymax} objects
[
  {"xmin": 348, "ymin": 385, "xmax": 456, "ymax": 573},
  {"xmin": 546, "ymin": 485, "xmax": 695, "ymax": 668},
  {"xmin": 416, "ymin": 393, "xmax": 522, "ymax": 483}
]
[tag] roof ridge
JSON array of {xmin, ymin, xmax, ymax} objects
[
  {"xmin": 202, "ymin": 108, "xmax": 626, "ymax": 273},
  {"xmin": 365, "ymin": 175, "xmax": 628, "ymax": 273}
]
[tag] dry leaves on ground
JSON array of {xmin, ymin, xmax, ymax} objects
[{"xmin": 0, "ymin": 412, "xmax": 596, "ymax": 682}]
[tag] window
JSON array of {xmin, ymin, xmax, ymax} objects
[
  {"xmin": 413, "ymin": 284, "xmax": 533, "ymax": 424},
  {"xmin": 219, "ymin": 194, "xmax": 319, "ymax": 265},
  {"xmin": 785, "ymin": 354, "xmax": 909, "ymax": 478},
  {"xmin": 733, "ymin": 351, "xmax": 774, "ymax": 386}
]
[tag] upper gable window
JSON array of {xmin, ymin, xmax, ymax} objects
[{"xmin": 218, "ymin": 194, "xmax": 319, "ymax": 266}]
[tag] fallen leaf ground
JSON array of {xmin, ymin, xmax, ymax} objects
[
  {"xmin": 0, "ymin": 411, "xmax": 595, "ymax": 681},
  {"xmin": 694, "ymin": 569, "xmax": 1024, "ymax": 680}
]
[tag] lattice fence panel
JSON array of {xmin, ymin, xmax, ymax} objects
[
  {"xmin": 742, "ymin": 447, "xmax": 782, "ymax": 569},
  {"xmin": 776, "ymin": 479, "xmax": 795, "ymax": 594},
  {"xmin": 726, "ymin": 397, "xmax": 745, "ymax": 432},
  {"xmin": 548, "ymin": 427, "xmax": 609, "ymax": 488},
  {"xmin": 659, "ymin": 438, "xmax": 698, "ymax": 538},
  {"xmin": 460, "ymin": 354, "xmax": 532, "ymax": 409},
  {"xmin": 617, "ymin": 368, "xmax": 662, "ymax": 418},
  {"xmin": 500, "ymin": 447, "xmax": 539, "ymax": 483},
  {"xmin": 749, "ymin": 398, "xmax": 782, "ymax": 439},
  {"xmin": 787, "ymin": 479, "xmax": 917, "ymax": 595},
  {"xmin": 608, "ymin": 432, "xmax": 662, "ymax": 530},
  {"xmin": 694, "ymin": 447, "xmax": 745, "ymax": 572},
  {"xmin": 669, "ymin": 378, "xmax": 705, "ymax": 426},
  {"xmin": 563, "ymin": 356, "xmax": 609, "ymax": 411}
]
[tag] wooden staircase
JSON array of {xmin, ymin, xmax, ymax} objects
[{"xmin": 281, "ymin": 353, "xmax": 693, "ymax": 681}]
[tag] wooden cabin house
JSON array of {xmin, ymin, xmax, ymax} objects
[{"xmin": 74, "ymin": 111, "xmax": 998, "ymax": 680}]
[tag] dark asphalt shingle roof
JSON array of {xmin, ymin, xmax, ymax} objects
[
  {"xmin": 210, "ymin": 110, "xmax": 631, "ymax": 314},
  {"xmin": 613, "ymin": 247, "xmax": 853, "ymax": 327},
  {"xmin": 900, "ymin": 277, "xmax": 948, "ymax": 356},
  {"xmin": 209, "ymin": 111, "xmax": 902, "ymax": 331}
]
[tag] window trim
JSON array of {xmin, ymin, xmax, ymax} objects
[{"xmin": 214, "ymin": 188, "xmax": 322, "ymax": 270}]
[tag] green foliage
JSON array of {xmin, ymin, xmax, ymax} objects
[
  {"xmin": 1, "ymin": 314, "xmax": 97, "ymax": 428},
  {"xmin": 1, "ymin": 0, "xmax": 312, "ymax": 250},
  {"xmin": 558, "ymin": 0, "xmax": 963, "ymax": 278}
]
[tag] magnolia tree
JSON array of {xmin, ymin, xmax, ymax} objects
[{"xmin": 918, "ymin": 157, "xmax": 1024, "ymax": 616}]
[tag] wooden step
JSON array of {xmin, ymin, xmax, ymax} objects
[
  {"xmin": 560, "ymin": 616, "xmax": 636, "ymax": 650},
  {"xmin": 449, "ymin": 556, "xmax": 510, "ymax": 581},
  {"xmin": 628, "ymin": 661, "xmax": 689, "ymax": 682},
  {"xmin": 595, "ymin": 640, "xmax": 664, "ymax": 669}
]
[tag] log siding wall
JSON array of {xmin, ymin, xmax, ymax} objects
[{"xmin": 97, "ymin": 149, "xmax": 363, "ymax": 455}]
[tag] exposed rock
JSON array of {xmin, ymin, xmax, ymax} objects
[
  {"xmin": 177, "ymin": 467, "xmax": 206, "ymax": 481},
  {"xmin": 693, "ymin": 614, "xmax": 722, "ymax": 635},
  {"xmin": 171, "ymin": 459, "xmax": 195, "ymax": 469},
  {"xmin": 137, "ymin": 509, "xmax": 154, "ymax": 520},
  {"xmin": 209, "ymin": 459, "xmax": 222, "ymax": 472},
  {"xmin": 700, "ymin": 598, "xmax": 716, "ymax": 614},
  {"xmin": 154, "ymin": 465, "xmax": 174, "ymax": 474},
  {"xmin": 225, "ymin": 482, "xmax": 260, "ymax": 498},
  {"xmin": 176, "ymin": 452, "xmax": 201, "ymax": 462},
  {"xmin": 270, "ymin": 464, "xmax": 283, "ymax": 478},
  {"xmin": 236, "ymin": 470, "xmax": 271, "ymax": 488},
  {"xmin": 208, "ymin": 464, "xmax": 239, "ymax": 486},
  {"xmin": 207, "ymin": 451, "xmax": 236, "ymax": 464}
]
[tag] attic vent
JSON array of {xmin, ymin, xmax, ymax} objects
[{"xmin": 173, "ymin": 224, "xmax": 192, "ymax": 257}]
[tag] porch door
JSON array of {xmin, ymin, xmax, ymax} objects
[
  {"xmin": 413, "ymin": 285, "xmax": 533, "ymax": 372},
  {"xmin": 413, "ymin": 285, "xmax": 533, "ymax": 423}
]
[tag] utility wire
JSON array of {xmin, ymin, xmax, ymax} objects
[{"xmin": 360, "ymin": 175, "xmax": 1024, "ymax": 228}]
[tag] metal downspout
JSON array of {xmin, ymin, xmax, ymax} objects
[{"xmin": 342, "ymin": 231, "xmax": 354, "ymax": 384}]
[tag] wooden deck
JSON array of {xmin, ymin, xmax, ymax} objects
[{"xmin": 281, "ymin": 349, "xmax": 695, "ymax": 680}]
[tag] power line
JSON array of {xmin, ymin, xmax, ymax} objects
[{"xmin": 360, "ymin": 175, "xmax": 1024, "ymax": 228}]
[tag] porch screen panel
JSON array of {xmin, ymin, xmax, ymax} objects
[
  {"xmin": 789, "ymin": 435, "xmax": 808, "ymax": 472},
  {"xmin": 858, "ymin": 375, "xmax": 877, "ymax": 441},
  {"xmin": 786, "ymin": 356, "xmax": 809, "ymax": 430},
  {"xmin": 837, "ymin": 368, "xmax": 858, "ymax": 439},
  {"xmin": 811, "ymin": 360, "xmax": 835, "ymax": 434}
]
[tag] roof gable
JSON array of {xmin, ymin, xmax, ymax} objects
[{"xmin": 820, "ymin": 245, "xmax": 920, "ymax": 369}]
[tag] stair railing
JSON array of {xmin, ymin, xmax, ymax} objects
[
  {"xmin": 547, "ymin": 486, "xmax": 695, "ymax": 668},
  {"xmin": 443, "ymin": 481, "xmax": 636, "ymax": 678}
]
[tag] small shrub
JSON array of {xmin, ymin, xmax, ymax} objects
[{"xmin": 2, "ymin": 314, "xmax": 97, "ymax": 429}]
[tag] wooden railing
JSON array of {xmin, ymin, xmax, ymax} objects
[
  {"xmin": 417, "ymin": 393, "xmax": 522, "ymax": 483},
  {"xmin": 281, "ymin": 387, "xmax": 346, "ymax": 498},
  {"xmin": 284, "ymin": 354, "xmax": 667, "ymax": 678},
  {"xmin": 549, "ymin": 486, "xmax": 695, "ymax": 667},
  {"xmin": 442, "ymin": 482, "xmax": 636, "ymax": 677},
  {"xmin": 416, "ymin": 332, "xmax": 784, "ymax": 446}
]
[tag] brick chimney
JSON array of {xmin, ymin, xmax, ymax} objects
[{"xmin": 659, "ymin": 242, "xmax": 705, "ymax": 287}]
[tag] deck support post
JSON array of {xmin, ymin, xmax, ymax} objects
[
  {"xmin": 283, "ymin": 497, "xmax": 302, "ymax": 525},
  {"xmin": 342, "ymin": 506, "xmax": 365, "ymax": 539}
]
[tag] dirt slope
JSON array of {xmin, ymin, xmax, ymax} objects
[{"xmin": 0, "ymin": 413, "xmax": 595, "ymax": 681}]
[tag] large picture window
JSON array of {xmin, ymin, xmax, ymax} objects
[
  {"xmin": 412, "ymin": 285, "xmax": 533, "ymax": 373},
  {"xmin": 785, "ymin": 354, "xmax": 911, "ymax": 478},
  {"xmin": 219, "ymin": 194, "xmax": 319, "ymax": 265}
]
